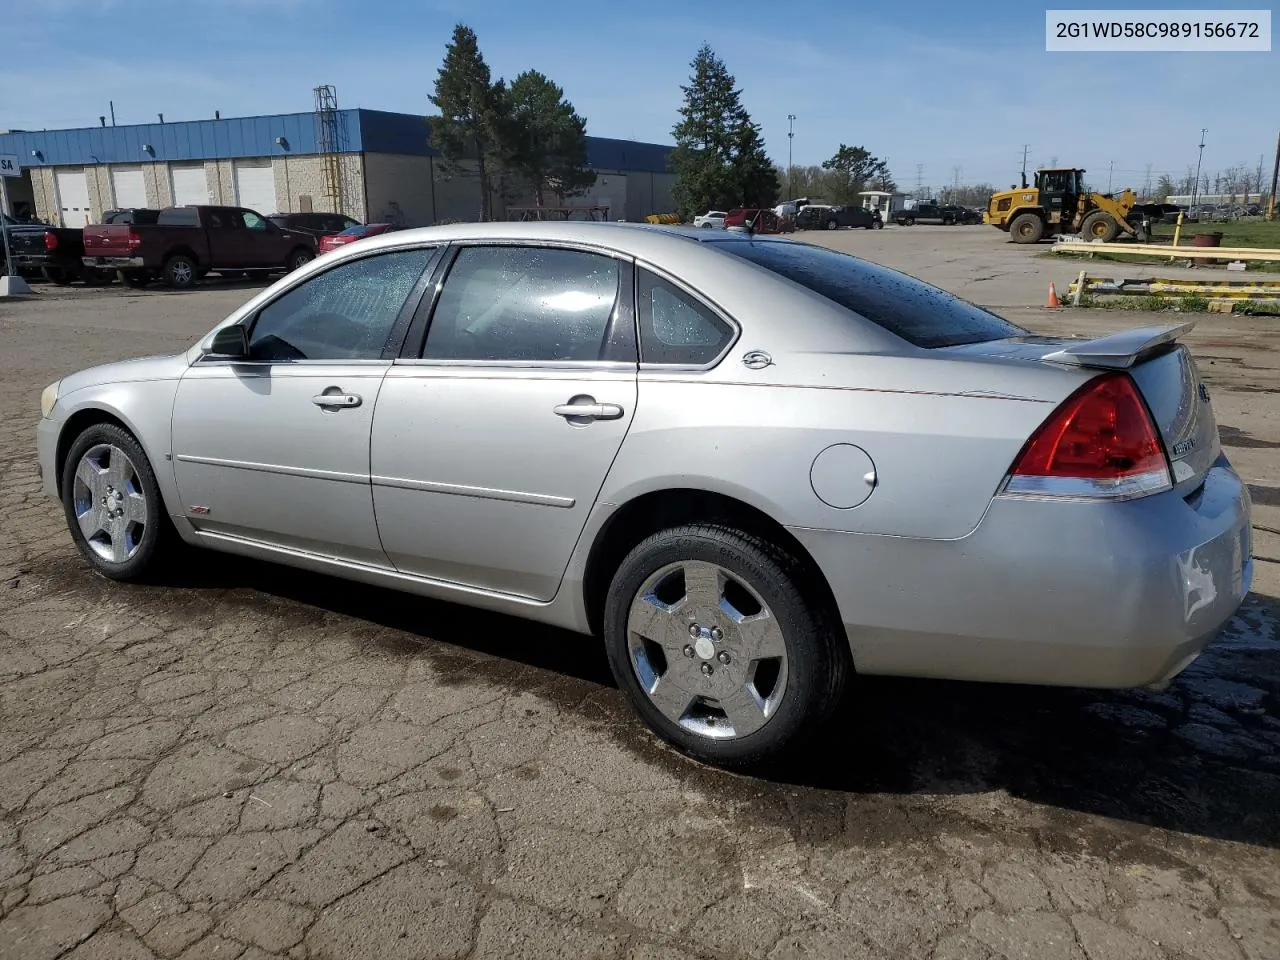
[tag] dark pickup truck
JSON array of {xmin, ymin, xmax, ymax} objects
[
  {"xmin": 82, "ymin": 205, "xmax": 316, "ymax": 288},
  {"xmin": 8, "ymin": 224, "xmax": 114, "ymax": 285}
]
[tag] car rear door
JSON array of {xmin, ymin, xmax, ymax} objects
[{"xmin": 370, "ymin": 242, "xmax": 638, "ymax": 601}]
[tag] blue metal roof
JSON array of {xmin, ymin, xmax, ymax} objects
[
  {"xmin": 0, "ymin": 109, "xmax": 671, "ymax": 174},
  {"xmin": 0, "ymin": 111, "xmax": 362, "ymax": 166}
]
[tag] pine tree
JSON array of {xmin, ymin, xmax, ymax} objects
[
  {"xmin": 671, "ymin": 45, "xmax": 776, "ymax": 218},
  {"xmin": 430, "ymin": 24, "xmax": 507, "ymax": 221},
  {"xmin": 507, "ymin": 70, "xmax": 596, "ymax": 207}
]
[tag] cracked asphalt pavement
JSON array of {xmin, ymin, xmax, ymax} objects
[{"xmin": 1, "ymin": 237, "xmax": 1278, "ymax": 960}]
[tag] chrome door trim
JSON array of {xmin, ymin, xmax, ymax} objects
[
  {"xmin": 174, "ymin": 453, "xmax": 367, "ymax": 485},
  {"xmin": 370, "ymin": 474, "xmax": 575, "ymax": 508}
]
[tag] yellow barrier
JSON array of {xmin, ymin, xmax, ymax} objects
[
  {"xmin": 644, "ymin": 213, "xmax": 683, "ymax": 225},
  {"xmin": 1052, "ymin": 240, "xmax": 1280, "ymax": 262}
]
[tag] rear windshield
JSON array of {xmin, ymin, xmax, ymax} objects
[
  {"xmin": 715, "ymin": 240, "xmax": 1025, "ymax": 348},
  {"xmin": 158, "ymin": 208, "xmax": 199, "ymax": 226}
]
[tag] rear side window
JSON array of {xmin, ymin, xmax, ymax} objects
[
  {"xmin": 337, "ymin": 225, "xmax": 366, "ymax": 237},
  {"xmin": 425, "ymin": 245, "xmax": 624, "ymax": 363},
  {"xmin": 715, "ymin": 241, "xmax": 1025, "ymax": 348},
  {"xmin": 158, "ymin": 207, "xmax": 198, "ymax": 226},
  {"xmin": 637, "ymin": 269, "xmax": 735, "ymax": 365}
]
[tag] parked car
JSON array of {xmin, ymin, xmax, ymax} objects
[
  {"xmin": 723, "ymin": 208, "xmax": 791, "ymax": 234},
  {"xmin": 101, "ymin": 208, "xmax": 162, "ymax": 225},
  {"xmin": 951, "ymin": 206, "xmax": 983, "ymax": 225},
  {"xmin": 8, "ymin": 226, "xmax": 114, "ymax": 285},
  {"xmin": 795, "ymin": 204, "xmax": 882, "ymax": 230},
  {"xmin": 36, "ymin": 222, "xmax": 1250, "ymax": 767},
  {"xmin": 318, "ymin": 222, "xmax": 397, "ymax": 254},
  {"xmin": 692, "ymin": 210, "xmax": 729, "ymax": 229},
  {"xmin": 82, "ymin": 205, "xmax": 316, "ymax": 288},
  {"xmin": 269, "ymin": 211, "xmax": 361, "ymax": 241},
  {"xmin": 894, "ymin": 201, "xmax": 962, "ymax": 225}
]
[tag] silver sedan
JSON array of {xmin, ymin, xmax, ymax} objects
[{"xmin": 36, "ymin": 222, "xmax": 1253, "ymax": 766}]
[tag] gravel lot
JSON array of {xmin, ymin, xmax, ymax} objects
[{"xmin": 1, "ymin": 227, "xmax": 1277, "ymax": 960}]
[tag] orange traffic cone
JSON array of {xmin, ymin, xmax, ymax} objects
[{"xmin": 1046, "ymin": 282, "xmax": 1061, "ymax": 308}]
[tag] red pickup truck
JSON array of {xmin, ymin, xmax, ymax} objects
[{"xmin": 82, "ymin": 205, "xmax": 316, "ymax": 288}]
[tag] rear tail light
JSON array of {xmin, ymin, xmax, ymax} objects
[
  {"xmin": 126, "ymin": 231, "xmax": 142, "ymax": 250},
  {"xmin": 44, "ymin": 231, "xmax": 58, "ymax": 250},
  {"xmin": 1003, "ymin": 372, "xmax": 1171, "ymax": 500}
]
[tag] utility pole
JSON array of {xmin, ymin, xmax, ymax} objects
[
  {"xmin": 1192, "ymin": 128, "xmax": 1207, "ymax": 208},
  {"xmin": 916, "ymin": 163, "xmax": 923, "ymax": 194},
  {"xmin": 786, "ymin": 114, "xmax": 796, "ymax": 200},
  {"xmin": 1020, "ymin": 145, "xmax": 1029, "ymax": 188},
  {"xmin": 1268, "ymin": 128, "xmax": 1280, "ymax": 219},
  {"xmin": 1143, "ymin": 163, "xmax": 1152, "ymax": 198},
  {"xmin": 1107, "ymin": 160, "xmax": 1114, "ymax": 193}
]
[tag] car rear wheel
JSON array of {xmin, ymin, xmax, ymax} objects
[
  {"xmin": 825, "ymin": 219, "xmax": 838, "ymax": 230},
  {"xmin": 41, "ymin": 265, "xmax": 76, "ymax": 285},
  {"xmin": 162, "ymin": 255, "xmax": 197, "ymax": 288},
  {"xmin": 287, "ymin": 248, "xmax": 314, "ymax": 271},
  {"xmin": 603, "ymin": 524, "xmax": 849, "ymax": 767},
  {"xmin": 60, "ymin": 423, "xmax": 175, "ymax": 582}
]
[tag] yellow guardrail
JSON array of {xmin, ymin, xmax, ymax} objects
[
  {"xmin": 1067, "ymin": 273, "xmax": 1280, "ymax": 302},
  {"xmin": 1052, "ymin": 240, "xmax": 1280, "ymax": 262}
]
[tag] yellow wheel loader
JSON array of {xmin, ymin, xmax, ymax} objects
[{"xmin": 984, "ymin": 168, "xmax": 1175, "ymax": 244}]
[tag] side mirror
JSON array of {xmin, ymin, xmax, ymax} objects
[{"xmin": 204, "ymin": 324, "xmax": 249, "ymax": 359}]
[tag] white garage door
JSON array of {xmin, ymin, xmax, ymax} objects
[
  {"xmin": 111, "ymin": 166, "xmax": 147, "ymax": 209},
  {"xmin": 55, "ymin": 169, "xmax": 91, "ymax": 227},
  {"xmin": 170, "ymin": 164, "xmax": 209, "ymax": 207},
  {"xmin": 234, "ymin": 160, "xmax": 277, "ymax": 215}
]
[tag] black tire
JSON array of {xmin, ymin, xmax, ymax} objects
[
  {"xmin": 118, "ymin": 271, "xmax": 150, "ymax": 288},
  {"xmin": 162, "ymin": 254, "xmax": 197, "ymax": 288},
  {"xmin": 287, "ymin": 248, "xmax": 314, "ymax": 271},
  {"xmin": 825, "ymin": 219, "xmax": 838, "ymax": 231},
  {"xmin": 602, "ymin": 523, "xmax": 850, "ymax": 768},
  {"xmin": 60, "ymin": 422, "xmax": 176, "ymax": 582},
  {"xmin": 81, "ymin": 268, "xmax": 114, "ymax": 287},
  {"xmin": 41, "ymin": 265, "xmax": 75, "ymax": 286},
  {"xmin": 1080, "ymin": 211, "xmax": 1120, "ymax": 243},
  {"xmin": 873, "ymin": 219, "xmax": 884, "ymax": 230},
  {"xmin": 1009, "ymin": 212, "xmax": 1045, "ymax": 243},
  {"xmin": 699, "ymin": 223, "xmax": 713, "ymax": 229}
]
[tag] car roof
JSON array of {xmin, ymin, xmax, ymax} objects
[{"xmin": 287, "ymin": 221, "xmax": 909, "ymax": 356}]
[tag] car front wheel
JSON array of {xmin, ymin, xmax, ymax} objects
[
  {"xmin": 60, "ymin": 423, "xmax": 174, "ymax": 581},
  {"xmin": 603, "ymin": 524, "xmax": 849, "ymax": 767}
]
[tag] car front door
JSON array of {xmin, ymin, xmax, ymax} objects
[
  {"xmin": 170, "ymin": 245, "xmax": 440, "ymax": 564},
  {"xmin": 370, "ymin": 242, "xmax": 638, "ymax": 601}
]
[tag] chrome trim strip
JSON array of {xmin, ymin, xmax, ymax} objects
[
  {"xmin": 391, "ymin": 358, "xmax": 636, "ymax": 372},
  {"xmin": 190, "ymin": 529, "xmax": 550, "ymax": 607},
  {"xmin": 371, "ymin": 474, "xmax": 574, "ymax": 508},
  {"xmin": 174, "ymin": 454, "xmax": 366, "ymax": 485}
]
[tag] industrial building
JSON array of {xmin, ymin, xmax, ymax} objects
[{"xmin": 0, "ymin": 98, "xmax": 676, "ymax": 228}]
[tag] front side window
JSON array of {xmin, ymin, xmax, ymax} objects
[
  {"xmin": 424, "ymin": 245, "xmax": 622, "ymax": 363},
  {"xmin": 247, "ymin": 247, "xmax": 435, "ymax": 361},
  {"xmin": 242, "ymin": 211, "xmax": 267, "ymax": 232},
  {"xmin": 637, "ymin": 269, "xmax": 735, "ymax": 366}
]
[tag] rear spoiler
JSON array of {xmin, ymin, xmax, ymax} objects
[{"xmin": 1040, "ymin": 322, "xmax": 1195, "ymax": 370}]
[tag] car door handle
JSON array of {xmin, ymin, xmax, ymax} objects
[
  {"xmin": 312, "ymin": 392, "xmax": 362, "ymax": 408},
  {"xmin": 553, "ymin": 401, "xmax": 624, "ymax": 421}
]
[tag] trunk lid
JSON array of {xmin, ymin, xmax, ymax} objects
[
  {"xmin": 943, "ymin": 323, "xmax": 1219, "ymax": 494},
  {"xmin": 82, "ymin": 224, "xmax": 136, "ymax": 258}
]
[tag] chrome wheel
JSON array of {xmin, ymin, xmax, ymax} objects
[
  {"xmin": 72, "ymin": 443, "xmax": 148, "ymax": 563},
  {"xmin": 626, "ymin": 560, "xmax": 788, "ymax": 740}
]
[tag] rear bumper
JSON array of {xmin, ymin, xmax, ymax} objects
[
  {"xmin": 792, "ymin": 455, "xmax": 1252, "ymax": 689},
  {"xmin": 82, "ymin": 256, "xmax": 145, "ymax": 269}
]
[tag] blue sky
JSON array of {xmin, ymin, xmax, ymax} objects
[{"xmin": 5, "ymin": 0, "xmax": 1276, "ymax": 192}]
